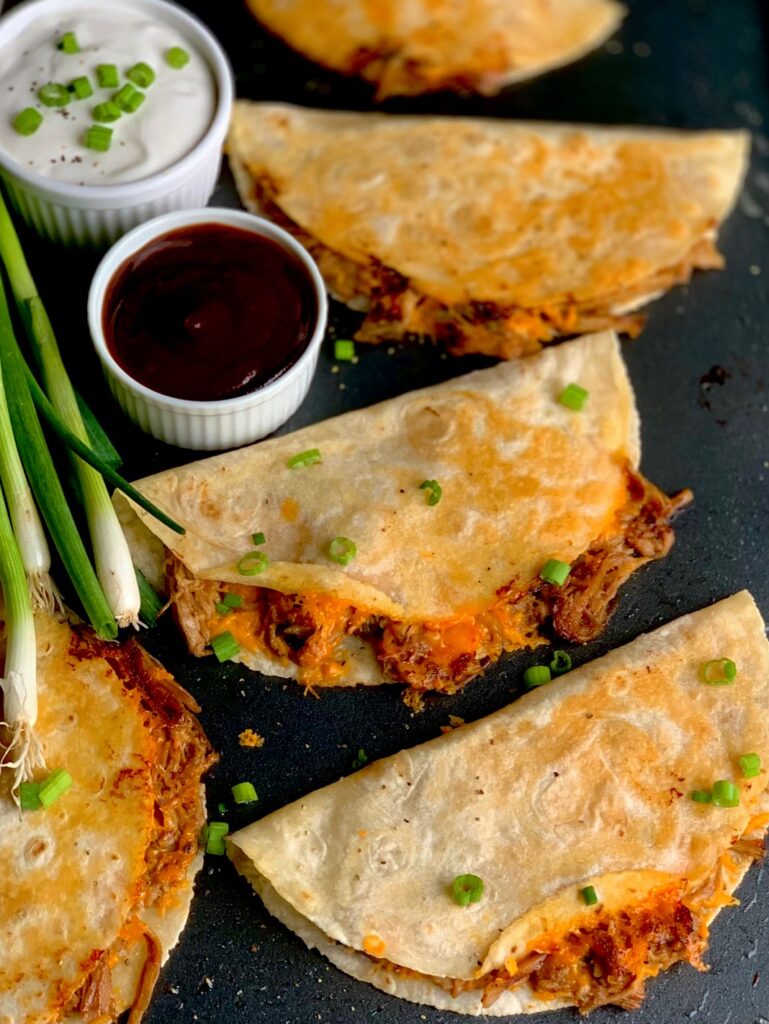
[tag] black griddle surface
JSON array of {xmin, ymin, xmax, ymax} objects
[{"xmin": 7, "ymin": 0, "xmax": 769, "ymax": 1021}]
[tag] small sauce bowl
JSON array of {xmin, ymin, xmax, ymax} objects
[{"xmin": 88, "ymin": 208, "xmax": 328, "ymax": 450}]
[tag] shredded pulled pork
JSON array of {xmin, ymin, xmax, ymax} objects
[
  {"xmin": 64, "ymin": 631, "xmax": 216, "ymax": 1023},
  {"xmin": 551, "ymin": 474, "xmax": 693, "ymax": 643},
  {"xmin": 75, "ymin": 955, "xmax": 112, "ymax": 1022},
  {"xmin": 167, "ymin": 468, "xmax": 688, "ymax": 696},
  {"xmin": 520, "ymin": 889, "xmax": 705, "ymax": 1013},
  {"xmin": 366, "ymin": 885, "xmax": 707, "ymax": 1014},
  {"xmin": 346, "ymin": 45, "xmax": 511, "ymax": 100},
  {"xmin": 244, "ymin": 172, "xmax": 722, "ymax": 358}
]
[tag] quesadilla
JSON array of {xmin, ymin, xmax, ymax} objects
[
  {"xmin": 245, "ymin": 0, "xmax": 626, "ymax": 98},
  {"xmin": 229, "ymin": 591, "xmax": 769, "ymax": 1015},
  {"xmin": 0, "ymin": 612, "xmax": 216, "ymax": 1024},
  {"xmin": 227, "ymin": 103, "xmax": 748, "ymax": 359},
  {"xmin": 116, "ymin": 331, "xmax": 689, "ymax": 696}
]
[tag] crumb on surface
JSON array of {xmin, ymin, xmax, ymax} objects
[{"xmin": 239, "ymin": 728, "xmax": 265, "ymax": 748}]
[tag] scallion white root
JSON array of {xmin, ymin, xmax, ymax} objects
[{"xmin": 0, "ymin": 484, "xmax": 43, "ymax": 797}]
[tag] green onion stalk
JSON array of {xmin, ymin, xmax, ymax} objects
[
  {"xmin": 0, "ymin": 477, "xmax": 44, "ymax": 795},
  {"xmin": 0, "ymin": 330, "xmax": 59, "ymax": 613},
  {"xmin": 0, "ymin": 194, "xmax": 141, "ymax": 628},
  {"xmin": 0, "ymin": 277, "xmax": 116, "ymax": 640}
]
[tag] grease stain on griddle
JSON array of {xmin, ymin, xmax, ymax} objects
[{"xmin": 698, "ymin": 364, "xmax": 731, "ymax": 417}]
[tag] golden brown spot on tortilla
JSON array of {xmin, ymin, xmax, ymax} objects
[
  {"xmin": 363, "ymin": 934, "xmax": 387, "ymax": 956},
  {"xmin": 281, "ymin": 498, "xmax": 300, "ymax": 522}
]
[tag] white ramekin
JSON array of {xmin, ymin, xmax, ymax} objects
[
  {"xmin": 88, "ymin": 208, "xmax": 328, "ymax": 450},
  {"xmin": 0, "ymin": 0, "xmax": 233, "ymax": 247}
]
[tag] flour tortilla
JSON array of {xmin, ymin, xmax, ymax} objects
[
  {"xmin": 227, "ymin": 104, "xmax": 747, "ymax": 353},
  {"xmin": 245, "ymin": 0, "xmax": 626, "ymax": 97},
  {"xmin": 0, "ymin": 614, "xmax": 212, "ymax": 1024},
  {"xmin": 229, "ymin": 591, "xmax": 769, "ymax": 1013},
  {"xmin": 117, "ymin": 331, "xmax": 642, "ymax": 684}
]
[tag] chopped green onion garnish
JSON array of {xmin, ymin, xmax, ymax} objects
[
  {"xmin": 166, "ymin": 46, "xmax": 190, "ymax": 69},
  {"xmin": 37, "ymin": 769, "xmax": 73, "ymax": 808},
  {"xmin": 217, "ymin": 802, "xmax": 227, "ymax": 815},
  {"xmin": 237, "ymin": 550, "xmax": 269, "ymax": 575},
  {"xmin": 287, "ymin": 448, "xmax": 322, "ymax": 469},
  {"xmin": 739, "ymin": 753, "xmax": 761, "ymax": 779},
  {"xmin": 19, "ymin": 781, "xmax": 41, "ymax": 811},
  {"xmin": 711, "ymin": 779, "xmax": 740, "ymax": 808},
  {"xmin": 232, "ymin": 781, "xmax": 258, "ymax": 804},
  {"xmin": 452, "ymin": 873, "xmax": 484, "ymax": 907},
  {"xmin": 211, "ymin": 631, "xmax": 240, "ymax": 662},
  {"xmin": 580, "ymin": 885, "xmax": 598, "ymax": 906},
  {"xmin": 540, "ymin": 559, "xmax": 571, "ymax": 587},
  {"xmin": 549, "ymin": 650, "xmax": 572, "ymax": 675},
  {"xmin": 328, "ymin": 537, "xmax": 357, "ymax": 565},
  {"xmin": 352, "ymin": 748, "xmax": 368, "ymax": 770},
  {"xmin": 38, "ymin": 83, "xmax": 69, "ymax": 107},
  {"xmin": 12, "ymin": 108, "xmax": 43, "ymax": 136},
  {"xmin": 58, "ymin": 31, "xmax": 80, "ymax": 53},
  {"xmin": 419, "ymin": 479, "xmax": 442, "ymax": 506},
  {"xmin": 558, "ymin": 382, "xmax": 589, "ymax": 411},
  {"xmin": 700, "ymin": 658, "xmax": 737, "ymax": 685},
  {"xmin": 524, "ymin": 665, "xmax": 551, "ymax": 688},
  {"xmin": 92, "ymin": 101, "xmax": 121, "ymax": 123},
  {"xmin": 68, "ymin": 76, "xmax": 93, "ymax": 100},
  {"xmin": 334, "ymin": 339, "xmax": 355, "ymax": 361},
  {"xmin": 126, "ymin": 62, "xmax": 156, "ymax": 88},
  {"xmin": 84, "ymin": 124, "xmax": 113, "ymax": 151},
  {"xmin": 216, "ymin": 590, "xmax": 245, "ymax": 614},
  {"xmin": 691, "ymin": 789, "xmax": 712, "ymax": 804},
  {"xmin": 96, "ymin": 64, "xmax": 119, "ymax": 88},
  {"xmin": 204, "ymin": 821, "xmax": 229, "ymax": 855},
  {"xmin": 251, "ymin": 531, "xmax": 266, "ymax": 546},
  {"xmin": 114, "ymin": 83, "xmax": 145, "ymax": 113}
]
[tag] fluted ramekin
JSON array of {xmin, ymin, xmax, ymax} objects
[
  {"xmin": 88, "ymin": 208, "xmax": 328, "ymax": 450},
  {"xmin": 0, "ymin": 0, "xmax": 233, "ymax": 247}
]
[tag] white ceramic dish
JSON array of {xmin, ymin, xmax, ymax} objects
[
  {"xmin": 88, "ymin": 208, "xmax": 329, "ymax": 450},
  {"xmin": 0, "ymin": 0, "xmax": 233, "ymax": 247}
]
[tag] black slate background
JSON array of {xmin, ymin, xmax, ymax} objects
[{"xmin": 6, "ymin": 0, "xmax": 769, "ymax": 1021}]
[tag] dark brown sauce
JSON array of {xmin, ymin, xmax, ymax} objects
[{"xmin": 103, "ymin": 223, "xmax": 318, "ymax": 401}]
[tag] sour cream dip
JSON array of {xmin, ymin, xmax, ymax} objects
[{"xmin": 0, "ymin": 4, "xmax": 216, "ymax": 185}]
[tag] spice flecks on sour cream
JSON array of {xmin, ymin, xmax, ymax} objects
[{"xmin": 0, "ymin": 6, "xmax": 216, "ymax": 185}]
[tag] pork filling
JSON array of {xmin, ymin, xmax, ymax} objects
[
  {"xmin": 241, "ymin": 172, "xmax": 722, "ymax": 358},
  {"xmin": 64, "ymin": 633, "xmax": 216, "ymax": 1023},
  {"xmin": 167, "ymin": 468, "xmax": 691, "ymax": 693}
]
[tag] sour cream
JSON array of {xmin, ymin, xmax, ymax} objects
[{"xmin": 0, "ymin": 4, "xmax": 216, "ymax": 185}]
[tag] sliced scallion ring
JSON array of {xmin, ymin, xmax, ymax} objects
[
  {"xmin": 166, "ymin": 46, "xmax": 190, "ymax": 69},
  {"xmin": 549, "ymin": 650, "xmax": 572, "ymax": 675},
  {"xmin": 451, "ymin": 873, "xmax": 484, "ymax": 907},
  {"xmin": 38, "ymin": 83, "xmax": 69, "ymax": 107},
  {"xmin": 237, "ymin": 550, "xmax": 269, "ymax": 576},
  {"xmin": 211, "ymin": 631, "xmax": 240, "ymax": 662},
  {"xmin": 700, "ymin": 658, "xmax": 737, "ymax": 685},
  {"xmin": 328, "ymin": 537, "xmax": 356, "ymax": 565},
  {"xmin": 711, "ymin": 779, "xmax": 740, "ymax": 808},
  {"xmin": 287, "ymin": 448, "xmax": 321, "ymax": 469},
  {"xmin": 13, "ymin": 108, "xmax": 43, "ymax": 136},
  {"xmin": 419, "ymin": 479, "xmax": 442, "ymax": 506}
]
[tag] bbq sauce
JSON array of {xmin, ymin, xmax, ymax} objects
[{"xmin": 103, "ymin": 223, "xmax": 318, "ymax": 402}]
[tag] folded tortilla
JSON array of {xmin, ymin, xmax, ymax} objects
[
  {"xmin": 117, "ymin": 331, "xmax": 688, "ymax": 695},
  {"xmin": 229, "ymin": 591, "xmax": 769, "ymax": 1015},
  {"xmin": 227, "ymin": 103, "xmax": 748, "ymax": 359},
  {"xmin": 245, "ymin": 0, "xmax": 626, "ymax": 98},
  {"xmin": 0, "ymin": 613, "xmax": 216, "ymax": 1024}
]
